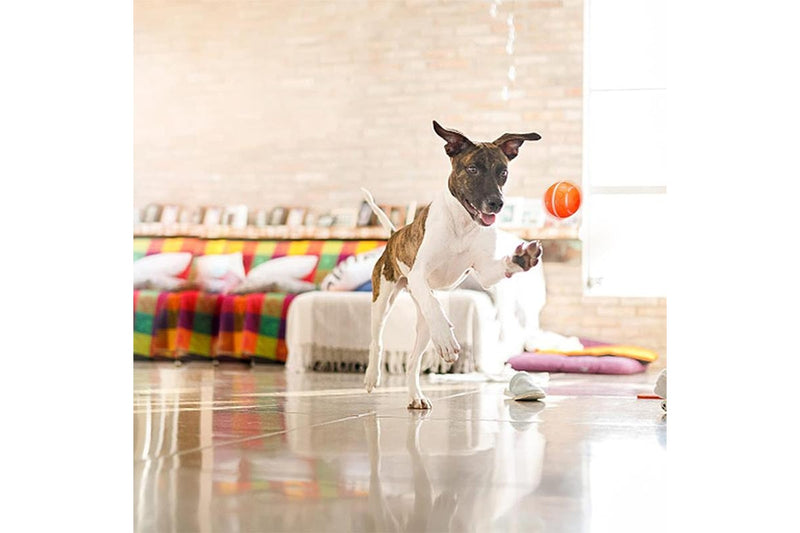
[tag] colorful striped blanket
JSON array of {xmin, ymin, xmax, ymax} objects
[{"xmin": 133, "ymin": 237, "xmax": 385, "ymax": 362}]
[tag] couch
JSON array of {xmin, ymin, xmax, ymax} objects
[
  {"xmin": 133, "ymin": 234, "xmax": 547, "ymax": 372},
  {"xmin": 133, "ymin": 236, "xmax": 386, "ymax": 363}
]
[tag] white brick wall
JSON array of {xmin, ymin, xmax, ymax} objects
[{"xmin": 134, "ymin": 0, "xmax": 582, "ymax": 211}]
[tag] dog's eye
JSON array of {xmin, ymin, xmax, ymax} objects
[
  {"xmin": 498, "ymin": 168, "xmax": 508, "ymax": 185},
  {"xmin": 466, "ymin": 166, "xmax": 478, "ymax": 175}
]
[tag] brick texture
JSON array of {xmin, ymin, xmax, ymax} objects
[
  {"xmin": 134, "ymin": 0, "xmax": 581, "ymax": 210},
  {"xmin": 134, "ymin": 0, "xmax": 666, "ymax": 363},
  {"xmin": 540, "ymin": 263, "xmax": 667, "ymax": 367}
]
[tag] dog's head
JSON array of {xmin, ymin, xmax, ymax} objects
[{"xmin": 433, "ymin": 120, "xmax": 541, "ymax": 227}]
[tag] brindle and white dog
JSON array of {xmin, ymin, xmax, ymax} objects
[{"xmin": 363, "ymin": 121, "xmax": 543, "ymax": 409}]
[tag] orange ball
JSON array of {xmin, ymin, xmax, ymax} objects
[{"xmin": 544, "ymin": 181, "xmax": 581, "ymax": 219}]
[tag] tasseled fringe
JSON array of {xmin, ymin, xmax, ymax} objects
[{"xmin": 287, "ymin": 343, "xmax": 476, "ymax": 374}]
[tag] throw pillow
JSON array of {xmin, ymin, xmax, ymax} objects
[
  {"xmin": 192, "ymin": 252, "xmax": 246, "ymax": 293},
  {"xmin": 230, "ymin": 255, "xmax": 319, "ymax": 294},
  {"xmin": 247, "ymin": 255, "xmax": 318, "ymax": 281},
  {"xmin": 321, "ymin": 246, "xmax": 385, "ymax": 291},
  {"xmin": 133, "ymin": 252, "xmax": 193, "ymax": 290},
  {"xmin": 354, "ymin": 280, "xmax": 373, "ymax": 292}
]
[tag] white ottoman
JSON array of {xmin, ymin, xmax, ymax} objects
[{"xmin": 285, "ymin": 289, "xmax": 511, "ymax": 374}]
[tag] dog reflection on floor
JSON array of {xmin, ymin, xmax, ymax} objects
[
  {"xmin": 358, "ymin": 401, "xmax": 546, "ymax": 533},
  {"xmin": 362, "ymin": 412, "xmax": 458, "ymax": 533}
]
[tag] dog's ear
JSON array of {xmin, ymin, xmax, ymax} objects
[
  {"xmin": 433, "ymin": 121, "xmax": 475, "ymax": 157},
  {"xmin": 492, "ymin": 132, "xmax": 542, "ymax": 160}
]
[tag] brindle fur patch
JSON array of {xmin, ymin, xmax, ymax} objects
[{"xmin": 371, "ymin": 205, "xmax": 430, "ymax": 301}]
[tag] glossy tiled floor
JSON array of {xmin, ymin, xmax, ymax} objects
[{"xmin": 134, "ymin": 362, "xmax": 666, "ymax": 533}]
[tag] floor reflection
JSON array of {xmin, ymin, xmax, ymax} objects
[
  {"xmin": 361, "ymin": 404, "xmax": 546, "ymax": 533},
  {"xmin": 133, "ymin": 363, "xmax": 664, "ymax": 533}
]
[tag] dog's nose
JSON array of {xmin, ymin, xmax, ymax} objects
[{"xmin": 485, "ymin": 197, "xmax": 504, "ymax": 213}]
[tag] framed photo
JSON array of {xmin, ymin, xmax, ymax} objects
[
  {"xmin": 498, "ymin": 196, "xmax": 525, "ymax": 227},
  {"xmin": 269, "ymin": 207, "xmax": 287, "ymax": 225},
  {"xmin": 142, "ymin": 204, "xmax": 162, "ymax": 223},
  {"xmin": 159, "ymin": 204, "xmax": 180, "ymax": 225},
  {"xmin": 178, "ymin": 206, "xmax": 197, "ymax": 224},
  {"xmin": 202, "ymin": 206, "xmax": 222, "ymax": 226},
  {"xmin": 253, "ymin": 208, "xmax": 270, "ymax": 227},
  {"xmin": 520, "ymin": 198, "xmax": 545, "ymax": 228},
  {"xmin": 357, "ymin": 201, "xmax": 373, "ymax": 227},
  {"xmin": 222, "ymin": 205, "xmax": 248, "ymax": 228},
  {"xmin": 286, "ymin": 207, "xmax": 307, "ymax": 227},
  {"xmin": 331, "ymin": 207, "xmax": 358, "ymax": 228}
]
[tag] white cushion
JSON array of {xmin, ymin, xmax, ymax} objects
[
  {"xmin": 320, "ymin": 247, "xmax": 385, "ymax": 291},
  {"xmin": 247, "ymin": 255, "xmax": 318, "ymax": 281},
  {"xmin": 133, "ymin": 252, "xmax": 193, "ymax": 289},
  {"xmin": 230, "ymin": 255, "xmax": 319, "ymax": 294},
  {"xmin": 193, "ymin": 252, "xmax": 246, "ymax": 281},
  {"xmin": 192, "ymin": 253, "xmax": 246, "ymax": 293}
]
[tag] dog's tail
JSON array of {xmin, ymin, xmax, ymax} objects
[{"xmin": 360, "ymin": 188, "xmax": 396, "ymax": 236}]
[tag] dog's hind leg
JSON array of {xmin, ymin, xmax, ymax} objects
[
  {"xmin": 407, "ymin": 301, "xmax": 432, "ymax": 409},
  {"xmin": 365, "ymin": 276, "xmax": 404, "ymax": 392}
]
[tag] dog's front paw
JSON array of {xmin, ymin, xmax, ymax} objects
[
  {"xmin": 408, "ymin": 396, "xmax": 432, "ymax": 410},
  {"xmin": 507, "ymin": 240, "xmax": 543, "ymax": 275},
  {"xmin": 364, "ymin": 365, "xmax": 381, "ymax": 393},
  {"xmin": 431, "ymin": 328, "xmax": 460, "ymax": 363}
]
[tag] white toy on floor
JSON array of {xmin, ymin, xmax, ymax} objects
[{"xmin": 505, "ymin": 372, "xmax": 547, "ymax": 401}]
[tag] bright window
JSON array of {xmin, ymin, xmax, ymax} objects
[{"xmin": 582, "ymin": 0, "xmax": 667, "ymax": 297}]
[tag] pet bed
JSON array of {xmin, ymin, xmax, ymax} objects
[{"xmin": 507, "ymin": 339, "xmax": 657, "ymax": 375}]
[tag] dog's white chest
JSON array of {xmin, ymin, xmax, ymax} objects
[
  {"xmin": 426, "ymin": 258, "xmax": 473, "ymax": 290},
  {"xmin": 412, "ymin": 193, "xmax": 483, "ymax": 289}
]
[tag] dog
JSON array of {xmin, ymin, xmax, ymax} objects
[{"xmin": 363, "ymin": 121, "xmax": 543, "ymax": 409}]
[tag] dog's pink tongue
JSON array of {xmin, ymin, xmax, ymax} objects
[{"xmin": 480, "ymin": 212, "xmax": 496, "ymax": 226}]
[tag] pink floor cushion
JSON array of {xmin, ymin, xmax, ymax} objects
[{"xmin": 507, "ymin": 352, "xmax": 647, "ymax": 374}]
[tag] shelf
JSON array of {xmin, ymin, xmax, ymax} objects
[{"xmin": 133, "ymin": 223, "xmax": 580, "ymax": 241}]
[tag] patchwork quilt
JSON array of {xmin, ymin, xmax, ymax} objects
[{"xmin": 133, "ymin": 237, "xmax": 385, "ymax": 362}]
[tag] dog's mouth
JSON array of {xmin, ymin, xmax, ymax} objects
[{"xmin": 462, "ymin": 199, "xmax": 497, "ymax": 227}]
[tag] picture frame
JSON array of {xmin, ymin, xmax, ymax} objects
[
  {"xmin": 498, "ymin": 196, "xmax": 525, "ymax": 227},
  {"xmin": 357, "ymin": 201, "xmax": 373, "ymax": 227},
  {"xmin": 286, "ymin": 207, "xmax": 307, "ymax": 227},
  {"xmin": 222, "ymin": 204, "xmax": 248, "ymax": 228},
  {"xmin": 253, "ymin": 208, "xmax": 270, "ymax": 227},
  {"xmin": 520, "ymin": 198, "xmax": 545, "ymax": 228},
  {"xmin": 331, "ymin": 207, "xmax": 358, "ymax": 228},
  {"xmin": 178, "ymin": 206, "xmax": 197, "ymax": 224},
  {"xmin": 159, "ymin": 204, "xmax": 180, "ymax": 225},
  {"xmin": 142, "ymin": 203, "xmax": 162, "ymax": 223},
  {"xmin": 202, "ymin": 206, "xmax": 222, "ymax": 226},
  {"xmin": 269, "ymin": 207, "xmax": 287, "ymax": 225}
]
